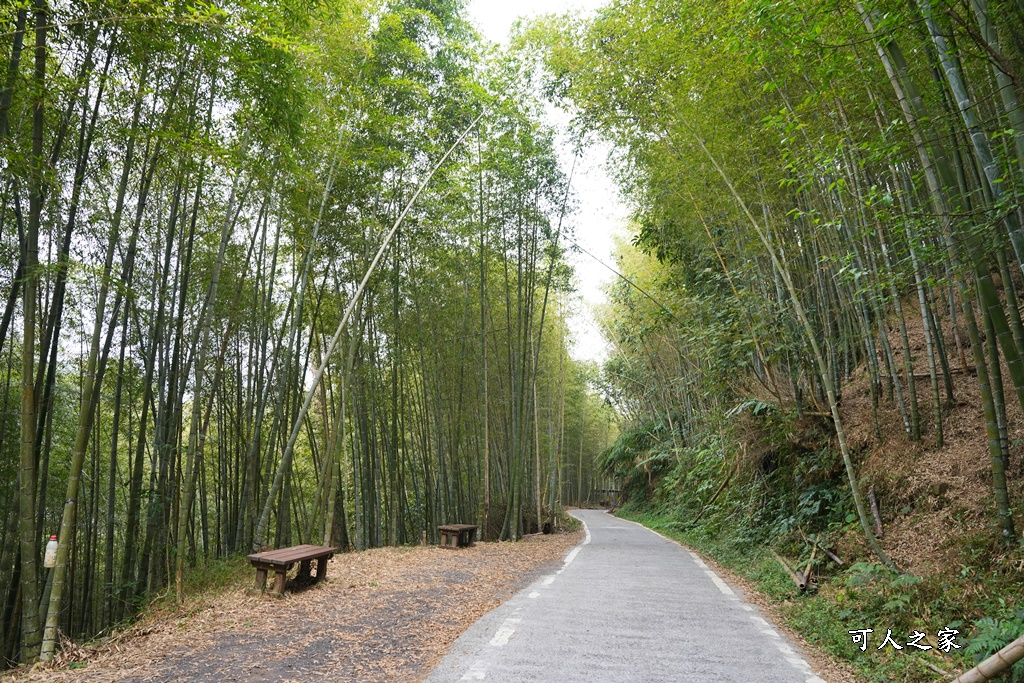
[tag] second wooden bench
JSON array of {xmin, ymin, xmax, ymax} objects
[{"xmin": 437, "ymin": 524, "xmax": 478, "ymax": 549}]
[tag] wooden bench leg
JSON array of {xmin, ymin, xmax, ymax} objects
[
  {"xmin": 298, "ymin": 559, "xmax": 311, "ymax": 580},
  {"xmin": 317, "ymin": 556, "xmax": 329, "ymax": 581},
  {"xmin": 272, "ymin": 569, "xmax": 286, "ymax": 597},
  {"xmin": 255, "ymin": 567, "xmax": 267, "ymax": 591}
]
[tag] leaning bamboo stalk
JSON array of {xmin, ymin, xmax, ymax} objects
[
  {"xmin": 770, "ymin": 549, "xmax": 806, "ymax": 591},
  {"xmin": 868, "ymin": 485, "xmax": 883, "ymax": 538},
  {"xmin": 692, "ymin": 460, "xmax": 733, "ymax": 524},
  {"xmin": 801, "ymin": 532, "xmax": 844, "ymax": 566},
  {"xmin": 951, "ymin": 633, "xmax": 1024, "ymax": 682},
  {"xmin": 253, "ymin": 109, "xmax": 487, "ymax": 550},
  {"xmin": 679, "ymin": 124, "xmax": 892, "ymax": 567},
  {"xmin": 802, "ymin": 546, "xmax": 817, "ymax": 584}
]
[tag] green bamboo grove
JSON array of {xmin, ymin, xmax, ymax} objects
[
  {"xmin": 536, "ymin": 0, "xmax": 1024, "ymax": 565},
  {"xmin": 0, "ymin": 0, "xmax": 614, "ymax": 666}
]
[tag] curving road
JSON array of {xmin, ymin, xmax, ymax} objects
[{"xmin": 425, "ymin": 509, "xmax": 827, "ymax": 682}]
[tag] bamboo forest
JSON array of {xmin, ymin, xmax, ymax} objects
[{"xmin": 1, "ymin": 0, "xmax": 1024, "ymax": 680}]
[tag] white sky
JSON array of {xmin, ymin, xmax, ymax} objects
[{"xmin": 467, "ymin": 0, "xmax": 627, "ymax": 364}]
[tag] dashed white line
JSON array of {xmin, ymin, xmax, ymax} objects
[
  {"xmin": 542, "ymin": 576, "xmax": 555, "ymax": 586},
  {"xmin": 528, "ymin": 591, "xmax": 540, "ymax": 599},
  {"xmin": 459, "ymin": 661, "xmax": 487, "ymax": 680},
  {"xmin": 489, "ymin": 618, "xmax": 521, "ymax": 647}
]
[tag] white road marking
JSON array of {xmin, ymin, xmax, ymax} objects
[
  {"xmin": 708, "ymin": 574, "xmax": 735, "ymax": 596},
  {"xmin": 785, "ymin": 656, "xmax": 808, "ymax": 669},
  {"xmin": 775, "ymin": 643, "xmax": 795, "ymax": 655},
  {"xmin": 761, "ymin": 629, "xmax": 781, "ymax": 638},
  {"xmin": 752, "ymin": 616, "xmax": 770, "ymax": 627},
  {"xmin": 528, "ymin": 591, "xmax": 540, "ymax": 599},
  {"xmin": 806, "ymin": 677, "xmax": 827, "ymax": 683},
  {"xmin": 460, "ymin": 662, "xmax": 488, "ymax": 680},
  {"xmin": 542, "ymin": 576, "xmax": 555, "ymax": 586},
  {"xmin": 740, "ymin": 605, "xmax": 754, "ymax": 611},
  {"xmin": 489, "ymin": 618, "xmax": 521, "ymax": 647}
]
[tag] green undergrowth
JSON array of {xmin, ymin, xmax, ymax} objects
[
  {"xmin": 144, "ymin": 555, "xmax": 251, "ymax": 619},
  {"xmin": 73, "ymin": 555, "xmax": 251, "ymax": 662},
  {"xmin": 618, "ymin": 504, "xmax": 1024, "ymax": 682}
]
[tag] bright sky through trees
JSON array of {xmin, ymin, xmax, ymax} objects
[{"xmin": 467, "ymin": 0, "xmax": 626, "ymax": 362}]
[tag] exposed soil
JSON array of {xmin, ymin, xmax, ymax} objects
[
  {"xmin": 840, "ymin": 309, "xmax": 1024, "ymax": 576},
  {"xmin": 737, "ymin": 304, "xmax": 1024, "ymax": 578},
  {"xmin": 7, "ymin": 532, "xmax": 581, "ymax": 683}
]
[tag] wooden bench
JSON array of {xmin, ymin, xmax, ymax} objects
[
  {"xmin": 246, "ymin": 544, "xmax": 334, "ymax": 596},
  {"xmin": 438, "ymin": 524, "xmax": 478, "ymax": 549}
]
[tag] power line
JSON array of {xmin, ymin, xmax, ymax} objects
[{"xmin": 564, "ymin": 236, "xmax": 682, "ymax": 324}]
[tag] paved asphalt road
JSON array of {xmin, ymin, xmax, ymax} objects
[{"xmin": 425, "ymin": 509, "xmax": 827, "ymax": 682}]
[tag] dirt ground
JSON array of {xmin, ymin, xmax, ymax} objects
[
  {"xmin": 839, "ymin": 309, "xmax": 1024, "ymax": 576},
  {"xmin": 6, "ymin": 532, "xmax": 581, "ymax": 683}
]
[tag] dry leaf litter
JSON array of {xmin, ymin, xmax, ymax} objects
[{"xmin": 8, "ymin": 532, "xmax": 581, "ymax": 683}]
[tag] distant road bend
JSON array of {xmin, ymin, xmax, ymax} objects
[{"xmin": 426, "ymin": 509, "xmax": 827, "ymax": 683}]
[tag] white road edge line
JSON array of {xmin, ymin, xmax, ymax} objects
[
  {"xmin": 558, "ymin": 513, "xmax": 592, "ymax": 571},
  {"xmin": 708, "ymin": 573, "xmax": 735, "ymax": 596},
  {"xmin": 785, "ymin": 655, "xmax": 809, "ymax": 669}
]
